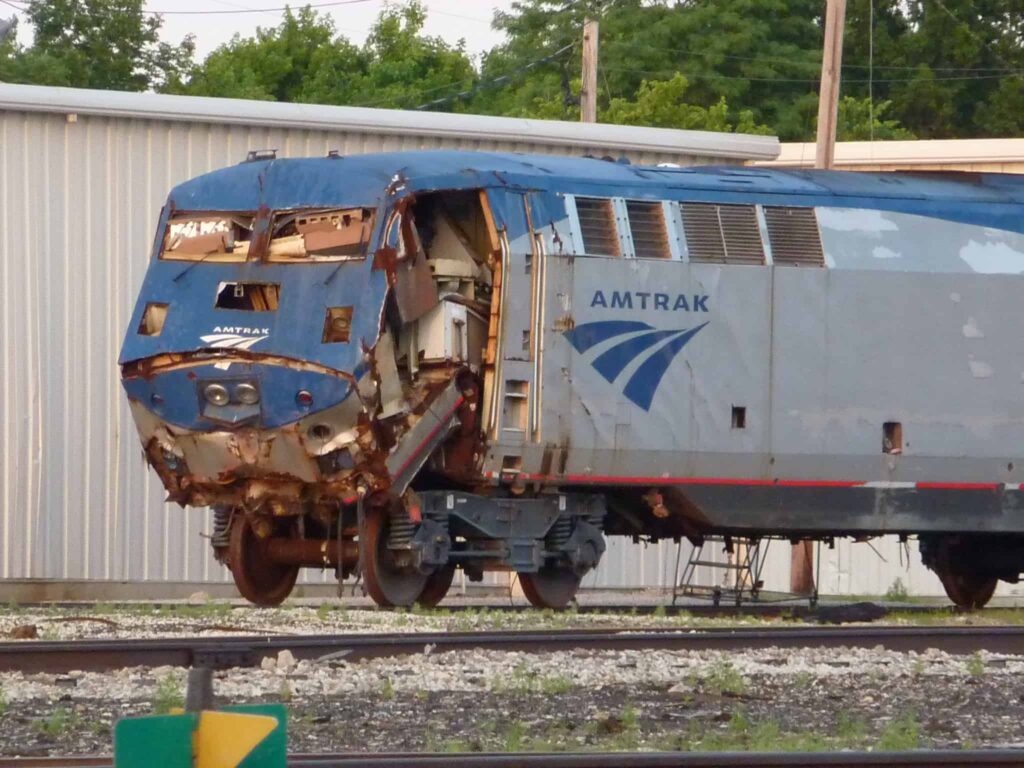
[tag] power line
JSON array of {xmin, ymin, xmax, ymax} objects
[
  {"xmin": 146, "ymin": 0, "xmax": 374, "ymax": 14},
  {"xmin": 414, "ymin": 42, "xmax": 575, "ymax": 111},
  {"xmin": 602, "ymin": 39, "xmax": 1020, "ymax": 73},
  {"xmin": 930, "ymin": 0, "xmax": 1022, "ymax": 76},
  {"xmin": 600, "ymin": 63, "xmax": 1015, "ymax": 84}
]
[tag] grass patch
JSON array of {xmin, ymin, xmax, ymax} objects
[
  {"xmin": 36, "ymin": 707, "xmax": 77, "ymax": 738},
  {"xmin": 490, "ymin": 663, "xmax": 573, "ymax": 695},
  {"xmin": 701, "ymin": 660, "xmax": 748, "ymax": 697},
  {"xmin": 965, "ymin": 651, "xmax": 985, "ymax": 677},
  {"xmin": 151, "ymin": 673, "xmax": 184, "ymax": 715},
  {"xmin": 877, "ymin": 711, "xmax": 921, "ymax": 751}
]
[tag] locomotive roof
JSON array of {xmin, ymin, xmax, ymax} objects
[{"xmin": 167, "ymin": 149, "xmax": 1024, "ymax": 213}]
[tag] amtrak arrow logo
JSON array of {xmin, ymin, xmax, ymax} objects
[
  {"xmin": 563, "ymin": 320, "xmax": 709, "ymax": 411},
  {"xmin": 199, "ymin": 332, "xmax": 268, "ymax": 352}
]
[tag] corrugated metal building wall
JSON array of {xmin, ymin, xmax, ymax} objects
[{"xmin": 0, "ymin": 84, "xmax": 782, "ymax": 595}]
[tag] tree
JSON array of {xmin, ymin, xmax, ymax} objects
[
  {"xmin": 604, "ymin": 74, "xmax": 770, "ymax": 134},
  {"xmin": 0, "ymin": 0, "xmax": 194, "ymax": 91},
  {"xmin": 180, "ymin": 2, "xmax": 477, "ymax": 111},
  {"xmin": 179, "ymin": 6, "xmax": 358, "ymax": 102},
  {"xmin": 836, "ymin": 96, "xmax": 914, "ymax": 140}
]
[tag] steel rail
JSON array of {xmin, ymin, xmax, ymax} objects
[
  {"xmin": 5, "ymin": 625, "xmax": 1024, "ymax": 674},
  {"xmin": 3, "ymin": 751, "xmax": 1024, "ymax": 768}
]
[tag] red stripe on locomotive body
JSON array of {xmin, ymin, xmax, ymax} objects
[{"xmin": 492, "ymin": 472, "xmax": 1004, "ymax": 490}]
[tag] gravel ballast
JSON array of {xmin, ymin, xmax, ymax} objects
[{"xmin": 2, "ymin": 644, "xmax": 1023, "ymax": 756}]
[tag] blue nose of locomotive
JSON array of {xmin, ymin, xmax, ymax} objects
[{"xmin": 121, "ymin": 361, "xmax": 354, "ymax": 430}]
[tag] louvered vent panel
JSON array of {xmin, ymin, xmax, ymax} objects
[
  {"xmin": 764, "ymin": 206, "xmax": 825, "ymax": 267},
  {"xmin": 574, "ymin": 197, "xmax": 620, "ymax": 256},
  {"xmin": 626, "ymin": 200, "xmax": 670, "ymax": 259},
  {"xmin": 718, "ymin": 205, "xmax": 765, "ymax": 265},
  {"xmin": 681, "ymin": 203, "xmax": 726, "ymax": 263}
]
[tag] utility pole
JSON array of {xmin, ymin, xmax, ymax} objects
[
  {"xmin": 814, "ymin": 0, "xmax": 847, "ymax": 169},
  {"xmin": 580, "ymin": 18, "xmax": 599, "ymax": 123},
  {"xmin": 793, "ymin": 0, "xmax": 846, "ymax": 598}
]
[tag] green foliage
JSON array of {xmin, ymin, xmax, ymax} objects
[
  {"xmin": 884, "ymin": 577, "xmax": 911, "ymax": 601},
  {"xmin": 180, "ymin": 2, "xmax": 476, "ymax": 112},
  {"xmin": 490, "ymin": 662, "xmax": 573, "ymax": 695},
  {"xmin": 278, "ymin": 679, "xmax": 293, "ymax": 703},
  {"xmin": 151, "ymin": 673, "xmax": 183, "ymax": 715},
  {"xmin": 37, "ymin": 706, "xmax": 77, "ymax": 738},
  {"xmin": 0, "ymin": 684, "xmax": 7, "ymax": 716},
  {"xmin": 6, "ymin": 0, "xmax": 1021, "ymax": 141},
  {"xmin": 837, "ymin": 97, "xmax": 916, "ymax": 141},
  {"xmin": 877, "ymin": 711, "xmax": 921, "ymax": 750},
  {"xmin": 965, "ymin": 651, "xmax": 985, "ymax": 677},
  {"xmin": 701, "ymin": 659, "xmax": 748, "ymax": 697},
  {"xmin": 380, "ymin": 676, "xmax": 395, "ymax": 700},
  {"xmin": 603, "ymin": 74, "xmax": 771, "ymax": 133},
  {"xmin": 0, "ymin": 0, "xmax": 193, "ymax": 91}
]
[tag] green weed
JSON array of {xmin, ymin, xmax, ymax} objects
[
  {"xmin": 151, "ymin": 673, "xmax": 184, "ymax": 715},
  {"xmin": 702, "ymin": 660, "xmax": 748, "ymax": 697},
  {"xmin": 37, "ymin": 707, "xmax": 77, "ymax": 738},
  {"xmin": 965, "ymin": 652, "xmax": 985, "ymax": 677},
  {"xmin": 877, "ymin": 711, "xmax": 921, "ymax": 750},
  {"xmin": 885, "ymin": 578, "xmax": 909, "ymax": 601}
]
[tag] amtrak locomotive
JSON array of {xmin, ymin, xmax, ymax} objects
[{"xmin": 120, "ymin": 150, "xmax": 1024, "ymax": 609}]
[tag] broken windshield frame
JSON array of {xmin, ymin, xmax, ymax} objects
[
  {"xmin": 267, "ymin": 207, "xmax": 374, "ymax": 263},
  {"xmin": 159, "ymin": 213, "xmax": 256, "ymax": 262}
]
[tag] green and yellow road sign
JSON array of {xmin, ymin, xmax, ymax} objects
[{"xmin": 114, "ymin": 704, "xmax": 286, "ymax": 768}]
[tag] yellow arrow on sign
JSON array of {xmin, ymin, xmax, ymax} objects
[{"xmin": 194, "ymin": 711, "xmax": 279, "ymax": 768}]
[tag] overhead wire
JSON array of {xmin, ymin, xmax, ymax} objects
[
  {"xmin": 413, "ymin": 41, "xmax": 576, "ymax": 111},
  {"xmin": 599, "ymin": 63, "xmax": 1015, "ymax": 84},
  {"xmin": 601, "ymin": 37, "xmax": 1020, "ymax": 73}
]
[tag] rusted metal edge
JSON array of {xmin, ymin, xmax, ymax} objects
[{"xmin": 6, "ymin": 625, "xmax": 1024, "ymax": 675}]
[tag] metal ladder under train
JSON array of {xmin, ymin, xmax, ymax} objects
[{"xmin": 672, "ymin": 535, "xmax": 770, "ymax": 606}]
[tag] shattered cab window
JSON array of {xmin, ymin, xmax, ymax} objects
[
  {"xmin": 268, "ymin": 208, "xmax": 373, "ymax": 262},
  {"xmin": 160, "ymin": 214, "xmax": 255, "ymax": 262}
]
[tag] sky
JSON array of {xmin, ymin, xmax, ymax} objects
[{"xmin": 6, "ymin": 0, "xmax": 516, "ymax": 60}]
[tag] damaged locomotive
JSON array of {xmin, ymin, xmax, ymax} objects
[{"xmin": 121, "ymin": 150, "xmax": 1024, "ymax": 609}]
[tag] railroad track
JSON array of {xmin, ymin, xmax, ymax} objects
[
  {"xmin": 3, "ymin": 751, "xmax": 1024, "ymax": 768},
  {"xmin": 5, "ymin": 625, "xmax": 1024, "ymax": 674},
  {"xmin": 5, "ymin": 600, "xmax": 959, "ymax": 619}
]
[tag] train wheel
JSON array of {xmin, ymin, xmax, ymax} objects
[
  {"xmin": 933, "ymin": 538, "xmax": 998, "ymax": 610},
  {"xmin": 520, "ymin": 567, "xmax": 581, "ymax": 609},
  {"xmin": 228, "ymin": 516, "xmax": 299, "ymax": 607},
  {"xmin": 361, "ymin": 508, "xmax": 429, "ymax": 608},
  {"xmin": 417, "ymin": 566, "xmax": 456, "ymax": 608},
  {"xmin": 937, "ymin": 567, "xmax": 997, "ymax": 610}
]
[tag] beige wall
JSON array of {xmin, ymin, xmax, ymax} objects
[{"xmin": 761, "ymin": 138, "xmax": 1024, "ymax": 173}]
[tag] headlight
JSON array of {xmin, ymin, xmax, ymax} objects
[
  {"xmin": 235, "ymin": 383, "xmax": 259, "ymax": 405},
  {"xmin": 204, "ymin": 383, "xmax": 230, "ymax": 406}
]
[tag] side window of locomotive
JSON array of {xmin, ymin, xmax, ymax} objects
[
  {"xmin": 268, "ymin": 208, "xmax": 374, "ymax": 262},
  {"xmin": 573, "ymin": 197, "xmax": 621, "ymax": 257},
  {"xmin": 160, "ymin": 214, "xmax": 255, "ymax": 262}
]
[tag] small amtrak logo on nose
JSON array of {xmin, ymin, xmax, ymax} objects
[
  {"xmin": 563, "ymin": 320, "xmax": 709, "ymax": 411},
  {"xmin": 200, "ymin": 332, "xmax": 268, "ymax": 351}
]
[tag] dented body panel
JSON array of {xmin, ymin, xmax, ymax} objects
[{"xmin": 119, "ymin": 150, "xmax": 1024, "ymax": 606}]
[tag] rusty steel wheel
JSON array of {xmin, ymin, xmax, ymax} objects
[
  {"xmin": 417, "ymin": 566, "xmax": 456, "ymax": 608},
  {"xmin": 228, "ymin": 516, "xmax": 300, "ymax": 607},
  {"xmin": 361, "ymin": 508, "xmax": 429, "ymax": 608},
  {"xmin": 933, "ymin": 537, "xmax": 998, "ymax": 610},
  {"xmin": 520, "ymin": 567, "xmax": 581, "ymax": 609},
  {"xmin": 938, "ymin": 568, "xmax": 997, "ymax": 610}
]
